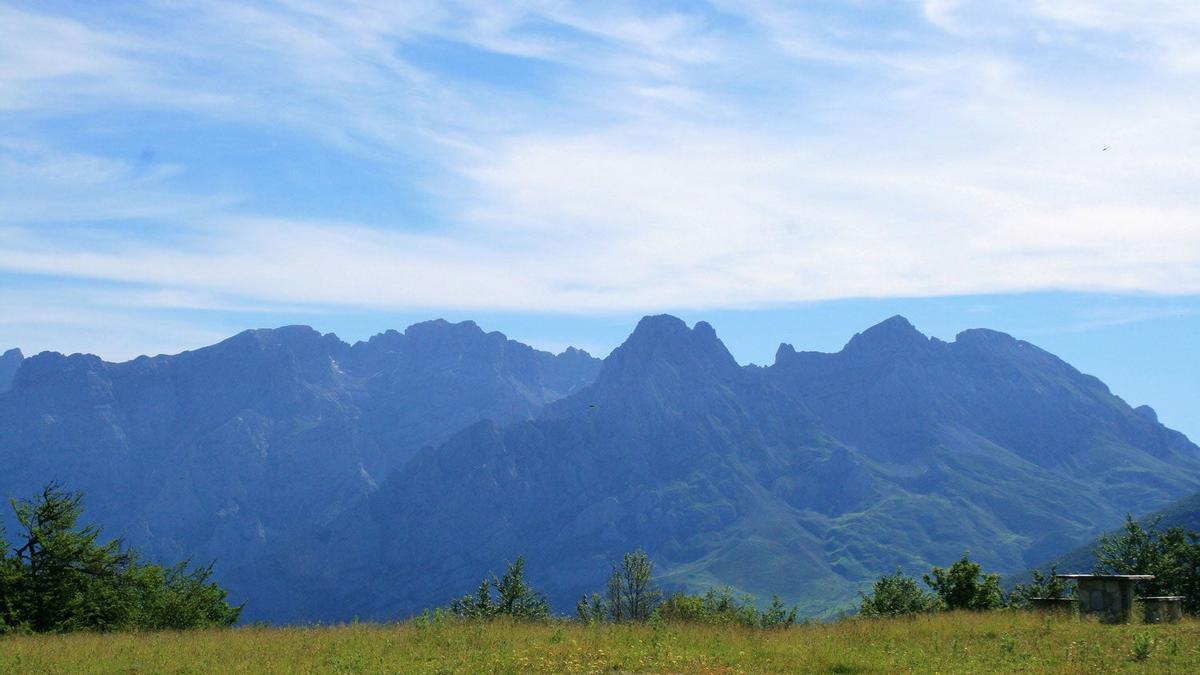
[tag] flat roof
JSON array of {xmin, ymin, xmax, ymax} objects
[{"xmin": 1054, "ymin": 574, "xmax": 1154, "ymax": 580}]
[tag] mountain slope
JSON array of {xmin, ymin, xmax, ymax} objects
[
  {"xmin": 270, "ymin": 315, "xmax": 1200, "ymax": 622},
  {"xmin": 1038, "ymin": 486, "xmax": 1200, "ymax": 575},
  {"xmin": 0, "ymin": 322, "xmax": 599, "ymax": 620}
]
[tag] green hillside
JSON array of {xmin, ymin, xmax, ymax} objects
[{"xmin": 1040, "ymin": 491, "xmax": 1200, "ymax": 575}]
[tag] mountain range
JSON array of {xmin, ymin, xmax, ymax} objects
[
  {"xmin": 0, "ymin": 321, "xmax": 598, "ymax": 619},
  {"xmin": 1, "ymin": 315, "xmax": 1196, "ymax": 622}
]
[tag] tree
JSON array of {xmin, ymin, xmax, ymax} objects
[
  {"xmin": 0, "ymin": 524, "xmax": 23, "ymax": 632},
  {"xmin": 759, "ymin": 595, "xmax": 799, "ymax": 629},
  {"xmin": 923, "ymin": 553, "xmax": 1004, "ymax": 611},
  {"xmin": 9, "ymin": 483, "xmax": 135, "ymax": 632},
  {"xmin": 1009, "ymin": 564, "xmax": 1072, "ymax": 608},
  {"xmin": 859, "ymin": 569, "xmax": 936, "ymax": 617},
  {"xmin": 575, "ymin": 592, "xmax": 606, "ymax": 624},
  {"xmin": 1095, "ymin": 515, "xmax": 1200, "ymax": 613},
  {"xmin": 1, "ymin": 483, "xmax": 242, "ymax": 633},
  {"xmin": 450, "ymin": 555, "xmax": 549, "ymax": 620},
  {"xmin": 606, "ymin": 549, "xmax": 662, "ymax": 622}
]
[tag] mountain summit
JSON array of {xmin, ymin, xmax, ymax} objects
[
  {"xmin": 2, "ymin": 315, "xmax": 1196, "ymax": 622},
  {"xmin": 842, "ymin": 314, "xmax": 935, "ymax": 356},
  {"xmin": 255, "ymin": 315, "xmax": 1200, "ymax": 622}
]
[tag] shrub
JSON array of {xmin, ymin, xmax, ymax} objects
[
  {"xmin": 859, "ymin": 569, "xmax": 936, "ymax": 617},
  {"xmin": 1008, "ymin": 564, "xmax": 1073, "ymax": 608},
  {"xmin": 656, "ymin": 587, "xmax": 798, "ymax": 628},
  {"xmin": 924, "ymin": 553, "xmax": 1004, "ymax": 611}
]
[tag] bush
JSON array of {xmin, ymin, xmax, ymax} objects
[
  {"xmin": 859, "ymin": 569, "xmax": 936, "ymax": 617},
  {"xmin": 655, "ymin": 587, "xmax": 799, "ymax": 628},
  {"xmin": 924, "ymin": 553, "xmax": 1004, "ymax": 611},
  {"xmin": 576, "ymin": 550, "xmax": 797, "ymax": 627},
  {"xmin": 658, "ymin": 586, "xmax": 756, "ymax": 626},
  {"xmin": 1009, "ymin": 564, "xmax": 1072, "ymax": 608}
]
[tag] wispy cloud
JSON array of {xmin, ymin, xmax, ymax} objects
[{"xmin": 0, "ymin": 0, "xmax": 1198, "ymax": 326}]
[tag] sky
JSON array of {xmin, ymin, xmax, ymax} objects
[{"xmin": 0, "ymin": 1, "xmax": 1197, "ymax": 438}]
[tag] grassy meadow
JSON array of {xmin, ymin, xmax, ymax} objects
[{"xmin": 3, "ymin": 611, "xmax": 1200, "ymax": 674}]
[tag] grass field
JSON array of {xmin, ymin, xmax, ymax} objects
[{"xmin": 3, "ymin": 611, "xmax": 1198, "ymax": 673}]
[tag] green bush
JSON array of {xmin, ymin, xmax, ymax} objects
[
  {"xmin": 859, "ymin": 569, "xmax": 936, "ymax": 617},
  {"xmin": 924, "ymin": 553, "xmax": 1004, "ymax": 611},
  {"xmin": 576, "ymin": 550, "xmax": 797, "ymax": 628},
  {"xmin": 656, "ymin": 587, "xmax": 798, "ymax": 628},
  {"xmin": 1009, "ymin": 564, "xmax": 1073, "ymax": 608},
  {"xmin": 659, "ymin": 586, "xmax": 756, "ymax": 626}
]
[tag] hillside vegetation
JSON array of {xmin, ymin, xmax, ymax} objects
[{"xmin": 3, "ymin": 612, "xmax": 1199, "ymax": 673}]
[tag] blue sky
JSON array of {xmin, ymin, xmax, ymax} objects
[{"xmin": 1, "ymin": 1, "xmax": 1198, "ymax": 438}]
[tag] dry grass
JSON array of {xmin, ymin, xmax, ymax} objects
[{"xmin": 3, "ymin": 611, "xmax": 1199, "ymax": 673}]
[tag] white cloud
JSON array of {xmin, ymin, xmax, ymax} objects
[{"xmin": 0, "ymin": 0, "xmax": 1198, "ymax": 321}]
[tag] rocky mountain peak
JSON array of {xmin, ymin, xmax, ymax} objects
[
  {"xmin": 842, "ymin": 315, "xmax": 932, "ymax": 356},
  {"xmin": 602, "ymin": 314, "xmax": 739, "ymax": 377},
  {"xmin": 954, "ymin": 327, "xmax": 1021, "ymax": 350},
  {"xmin": 403, "ymin": 319, "xmax": 485, "ymax": 341}
]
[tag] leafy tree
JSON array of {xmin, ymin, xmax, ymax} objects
[
  {"xmin": 1009, "ymin": 564, "xmax": 1073, "ymax": 608},
  {"xmin": 859, "ymin": 569, "xmax": 936, "ymax": 617},
  {"xmin": 606, "ymin": 549, "xmax": 662, "ymax": 622},
  {"xmin": 1095, "ymin": 515, "xmax": 1200, "ymax": 613},
  {"xmin": 923, "ymin": 553, "xmax": 1004, "ymax": 611},
  {"xmin": 450, "ymin": 555, "xmax": 549, "ymax": 620},
  {"xmin": 0, "ymin": 483, "xmax": 241, "ymax": 633}
]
